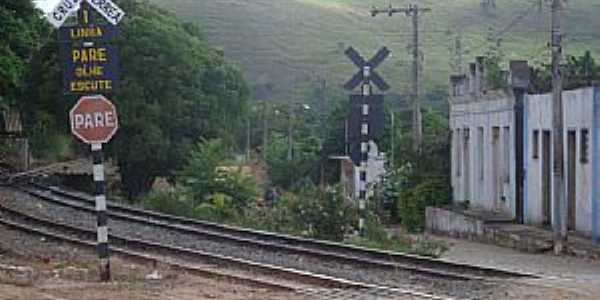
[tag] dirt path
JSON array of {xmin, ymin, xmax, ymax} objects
[
  {"xmin": 0, "ymin": 225, "xmax": 305, "ymax": 300},
  {"xmin": 436, "ymin": 235, "xmax": 600, "ymax": 299}
]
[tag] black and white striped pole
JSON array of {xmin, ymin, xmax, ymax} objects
[
  {"xmin": 69, "ymin": 95, "xmax": 118, "ymax": 282},
  {"xmin": 343, "ymin": 46, "xmax": 390, "ymax": 235},
  {"xmin": 359, "ymin": 66, "xmax": 372, "ymax": 233},
  {"xmin": 92, "ymin": 143, "xmax": 110, "ymax": 281}
]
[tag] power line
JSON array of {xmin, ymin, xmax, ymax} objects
[{"xmin": 371, "ymin": 3, "xmax": 431, "ymax": 153}]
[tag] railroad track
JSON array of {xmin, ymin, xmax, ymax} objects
[
  {"xmin": 21, "ymin": 182, "xmax": 535, "ymax": 281},
  {"xmin": 0, "ymin": 202, "xmax": 450, "ymax": 300}
]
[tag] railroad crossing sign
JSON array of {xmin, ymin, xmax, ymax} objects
[
  {"xmin": 48, "ymin": 0, "xmax": 125, "ymax": 28},
  {"xmin": 47, "ymin": 0, "xmax": 84, "ymax": 28},
  {"xmin": 343, "ymin": 47, "xmax": 391, "ymax": 91},
  {"xmin": 348, "ymin": 95, "xmax": 385, "ymax": 141},
  {"xmin": 60, "ymin": 43, "xmax": 120, "ymax": 94},
  {"xmin": 55, "ymin": 1, "xmax": 121, "ymax": 95},
  {"xmin": 347, "ymin": 95, "xmax": 385, "ymax": 166},
  {"xmin": 86, "ymin": 0, "xmax": 125, "ymax": 25},
  {"xmin": 69, "ymin": 95, "xmax": 119, "ymax": 144},
  {"xmin": 51, "ymin": 0, "xmax": 124, "ymax": 282}
]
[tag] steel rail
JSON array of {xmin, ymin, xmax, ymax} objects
[
  {"xmin": 0, "ymin": 208, "xmax": 293, "ymax": 291},
  {"xmin": 19, "ymin": 184, "xmax": 486, "ymax": 281},
  {"xmin": 0, "ymin": 204, "xmax": 451, "ymax": 300},
  {"xmin": 25, "ymin": 182, "xmax": 536, "ymax": 280}
]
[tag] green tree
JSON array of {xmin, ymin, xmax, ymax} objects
[
  {"xmin": 319, "ymin": 98, "xmax": 349, "ymax": 184},
  {"xmin": 22, "ymin": 0, "xmax": 249, "ymax": 197},
  {"xmin": 264, "ymin": 132, "xmax": 321, "ymax": 190},
  {"xmin": 111, "ymin": 1, "xmax": 248, "ymax": 198},
  {"xmin": 144, "ymin": 138, "xmax": 258, "ymax": 222},
  {"xmin": 482, "ymin": 26, "xmax": 506, "ymax": 89},
  {"xmin": 530, "ymin": 51, "xmax": 600, "ymax": 93},
  {"xmin": 0, "ymin": 0, "xmax": 48, "ymax": 112},
  {"xmin": 178, "ymin": 138, "xmax": 258, "ymax": 210},
  {"xmin": 385, "ymin": 109, "xmax": 451, "ymax": 231}
]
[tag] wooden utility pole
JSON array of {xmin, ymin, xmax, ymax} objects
[
  {"xmin": 551, "ymin": 0, "xmax": 566, "ymax": 254},
  {"xmin": 371, "ymin": 4, "xmax": 431, "ymax": 153}
]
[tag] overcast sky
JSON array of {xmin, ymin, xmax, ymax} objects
[{"xmin": 35, "ymin": 0, "xmax": 60, "ymax": 13}]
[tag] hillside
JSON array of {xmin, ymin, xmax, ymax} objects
[{"xmin": 149, "ymin": 0, "xmax": 600, "ymax": 106}]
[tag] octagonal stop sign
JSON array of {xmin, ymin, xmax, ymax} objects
[{"xmin": 70, "ymin": 95, "xmax": 119, "ymax": 144}]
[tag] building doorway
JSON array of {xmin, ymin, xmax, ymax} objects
[
  {"xmin": 567, "ymin": 130, "xmax": 577, "ymax": 231},
  {"xmin": 542, "ymin": 130, "xmax": 551, "ymax": 225},
  {"xmin": 463, "ymin": 128, "xmax": 471, "ymax": 202},
  {"xmin": 492, "ymin": 127, "xmax": 501, "ymax": 209}
]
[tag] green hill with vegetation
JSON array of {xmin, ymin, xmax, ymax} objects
[{"xmin": 150, "ymin": 0, "xmax": 599, "ymax": 106}]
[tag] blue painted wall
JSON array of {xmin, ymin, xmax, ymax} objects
[
  {"xmin": 523, "ymin": 95, "xmax": 529, "ymax": 222},
  {"xmin": 592, "ymin": 87, "xmax": 600, "ymax": 244}
]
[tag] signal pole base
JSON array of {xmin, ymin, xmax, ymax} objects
[{"xmin": 99, "ymin": 258, "xmax": 111, "ymax": 282}]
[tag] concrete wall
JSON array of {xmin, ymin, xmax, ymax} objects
[
  {"xmin": 450, "ymin": 91, "xmax": 516, "ymax": 217},
  {"xmin": 335, "ymin": 141, "xmax": 386, "ymax": 201},
  {"xmin": 426, "ymin": 207, "xmax": 485, "ymax": 237},
  {"xmin": 525, "ymin": 87, "xmax": 599, "ymax": 237},
  {"xmin": 0, "ymin": 137, "xmax": 30, "ymax": 172}
]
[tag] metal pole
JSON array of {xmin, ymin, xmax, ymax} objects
[
  {"xmin": 262, "ymin": 100, "xmax": 268, "ymax": 161},
  {"xmin": 246, "ymin": 117, "xmax": 251, "ymax": 161},
  {"xmin": 551, "ymin": 0, "xmax": 566, "ymax": 255},
  {"xmin": 287, "ymin": 108, "xmax": 293, "ymax": 161},
  {"xmin": 455, "ymin": 31, "xmax": 464, "ymax": 75},
  {"xmin": 92, "ymin": 143, "xmax": 110, "ymax": 281},
  {"xmin": 390, "ymin": 111, "xmax": 395, "ymax": 169},
  {"xmin": 411, "ymin": 5, "xmax": 423, "ymax": 153},
  {"xmin": 359, "ymin": 66, "xmax": 372, "ymax": 234}
]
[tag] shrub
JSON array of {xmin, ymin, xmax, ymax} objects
[
  {"xmin": 178, "ymin": 138, "xmax": 259, "ymax": 212},
  {"xmin": 238, "ymin": 193, "xmax": 303, "ymax": 234},
  {"xmin": 143, "ymin": 188, "xmax": 195, "ymax": 218},
  {"xmin": 194, "ymin": 193, "xmax": 240, "ymax": 222},
  {"xmin": 398, "ymin": 178, "xmax": 450, "ymax": 232},
  {"xmin": 28, "ymin": 112, "xmax": 74, "ymax": 161},
  {"xmin": 346, "ymin": 213, "xmax": 410, "ymax": 253},
  {"xmin": 290, "ymin": 184, "xmax": 356, "ymax": 241}
]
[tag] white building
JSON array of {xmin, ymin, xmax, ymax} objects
[
  {"xmin": 449, "ymin": 58, "xmax": 600, "ymax": 241},
  {"xmin": 332, "ymin": 141, "xmax": 386, "ymax": 200},
  {"xmin": 525, "ymin": 87, "xmax": 600, "ymax": 237},
  {"xmin": 450, "ymin": 89, "xmax": 516, "ymax": 216}
]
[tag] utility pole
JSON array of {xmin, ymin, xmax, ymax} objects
[
  {"xmin": 390, "ymin": 111, "xmax": 395, "ymax": 169},
  {"xmin": 318, "ymin": 77, "xmax": 327, "ymax": 187},
  {"xmin": 455, "ymin": 31, "xmax": 464, "ymax": 75},
  {"xmin": 287, "ymin": 108, "xmax": 293, "ymax": 161},
  {"xmin": 317, "ymin": 77, "xmax": 327, "ymax": 130},
  {"xmin": 246, "ymin": 117, "xmax": 251, "ymax": 161},
  {"xmin": 371, "ymin": 4, "xmax": 431, "ymax": 153},
  {"xmin": 262, "ymin": 100, "xmax": 268, "ymax": 161},
  {"xmin": 551, "ymin": 0, "xmax": 566, "ymax": 255}
]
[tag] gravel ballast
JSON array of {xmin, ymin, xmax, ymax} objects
[{"xmin": 1, "ymin": 188, "xmax": 514, "ymax": 299}]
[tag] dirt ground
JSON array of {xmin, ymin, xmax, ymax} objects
[
  {"xmin": 0, "ymin": 277, "xmax": 300, "ymax": 300},
  {"xmin": 0, "ymin": 226, "xmax": 304, "ymax": 300}
]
